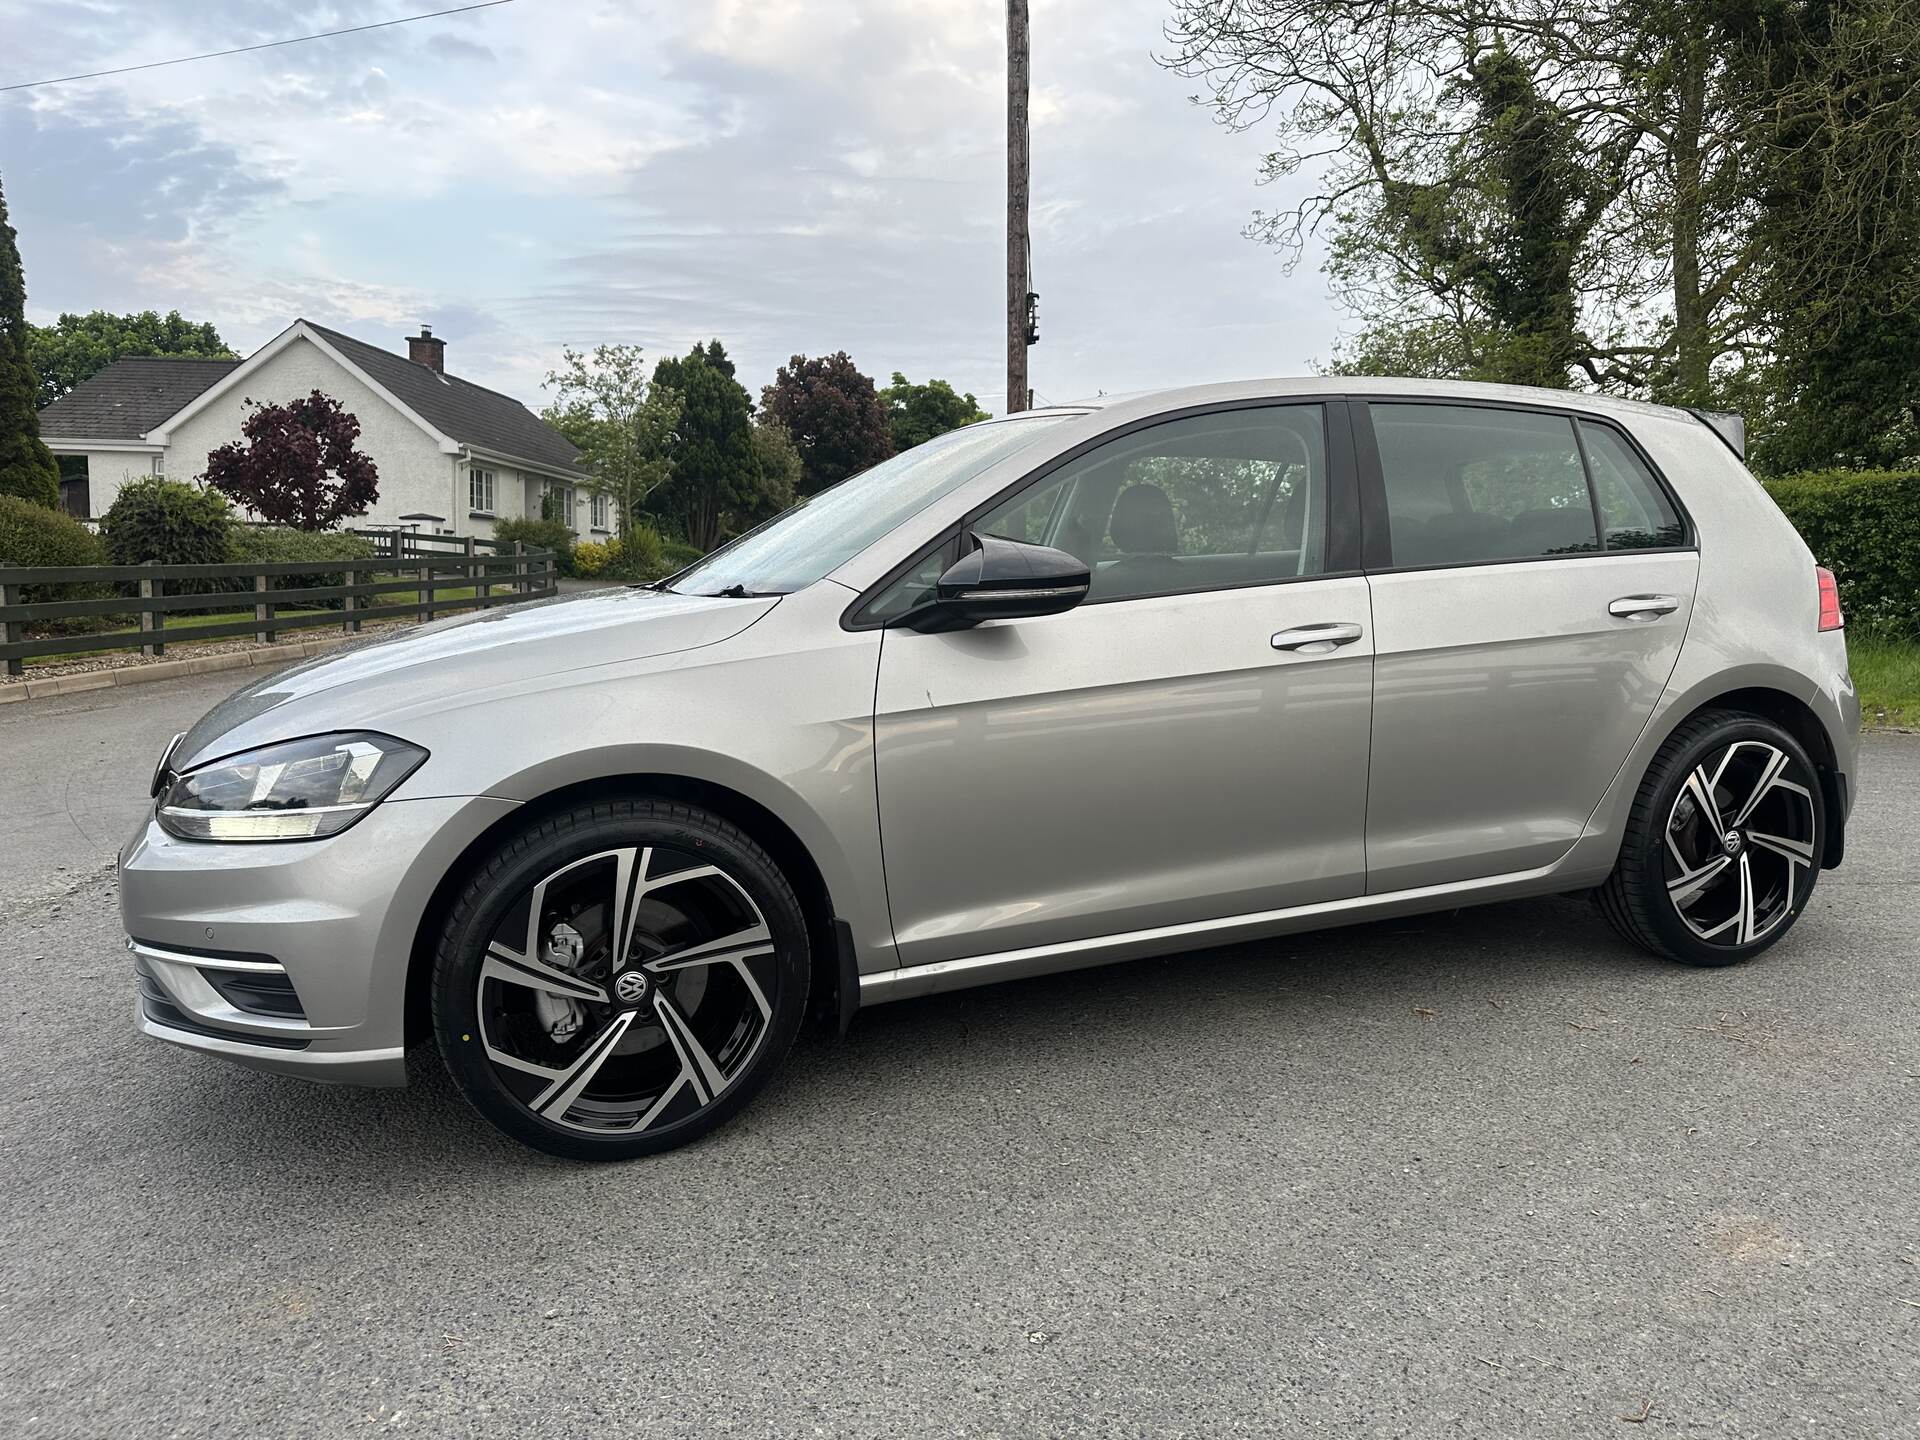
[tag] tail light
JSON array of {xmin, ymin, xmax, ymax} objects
[{"xmin": 1816, "ymin": 566, "xmax": 1844, "ymax": 631}]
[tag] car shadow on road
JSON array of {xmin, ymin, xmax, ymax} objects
[{"xmin": 132, "ymin": 889, "xmax": 1705, "ymax": 1182}]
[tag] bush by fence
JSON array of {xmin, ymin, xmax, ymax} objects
[
  {"xmin": 0, "ymin": 495, "xmax": 109, "ymax": 605},
  {"xmin": 228, "ymin": 528, "xmax": 378, "ymax": 609},
  {"xmin": 493, "ymin": 517, "xmax": 577, "ymax": 576},
  {"xmin": 1764, "ymin": 469, "xmax": 1920, "ymax": 637},
  {"xmin": 100, "ymin": 477, "xmax": 234, "ymax": 571}
]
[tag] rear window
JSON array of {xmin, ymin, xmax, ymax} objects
[{"xmin": 1371, "ymin": 404, "xmax": 1684, "ymax": 568}]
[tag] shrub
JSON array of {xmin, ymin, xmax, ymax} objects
[
  {"xmin": 227, "ymin": 527, "xmax": 377, "ymax": 609},
  {"xmin": 1764, "ymin": 469, "xmax": 1920, "ymax": 637},
  {"xmin": 100, "ymin": 476, "xmax": 234, "ymax": 567},
  {"xmin": 493, "ymin": 516, "xmax": 576, "ymax": 577},
  {"xmin": 660, "ymin": 537, "xmax": 705, "ymax": 570},
  {"xmin": 0, "ymin": 492, "xmax": 111, "ymax": 612},
  {"xmin": 601, "ymin": 525, "xmax": 668, "ymax": 582},
  {"xmin": 572, "ymin": 539, "xmax": 612, "ymax": 577}
]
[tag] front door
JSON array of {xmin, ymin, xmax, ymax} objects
[
  {"xmin": 1356, "ymin": 400, "xmax": 1701, "ymax": 892},
  {"xmin": 870, "ymin": 401, "xmax": 1375, "ymax": 968}
]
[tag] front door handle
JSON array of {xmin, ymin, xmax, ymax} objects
[
  {"xmin": 1271, "ymin": 622, "xmax": 1364, "ymax": 655},
  {"xmin": 1608, "ymin": 594, "xmax": 1680, "ymax": 620}
]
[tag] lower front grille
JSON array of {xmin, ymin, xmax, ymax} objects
[{"xmin": 133, "ymin": 956, "xmax": 311, "ymax": 1051}]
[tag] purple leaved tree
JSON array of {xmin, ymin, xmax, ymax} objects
[{"xmin": 202, "ymin": 391, "xmax": 380, "ymax": 531}]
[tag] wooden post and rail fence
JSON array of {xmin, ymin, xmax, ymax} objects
[{"xmin": 0, "ymin": 533, "xmax": 557, "ymax": 676}]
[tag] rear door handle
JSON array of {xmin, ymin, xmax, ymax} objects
[
  {"xmin": 1271, "ymin": 622, "xmax": 1364, "ymax": 654},
  {"xmin": 1608, "ymin": 594, "xmax": 1680, "ymax": 620}
]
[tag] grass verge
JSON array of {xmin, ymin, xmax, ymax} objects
[{"xmin": 1849, "ymin": 629, "xmax": 1920, "ymax": 728}]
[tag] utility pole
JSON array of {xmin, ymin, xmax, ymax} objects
[{"xmin": 1006, "ymin": 0, "xmax": 1030, "ymax": 415}]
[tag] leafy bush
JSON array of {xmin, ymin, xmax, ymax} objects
[
  {"xmin": 572, "ymin": 539, "xmax": 612, "ymax": 577},
  {"xmin": 602, "ymin": 525, "xmax": 668, "ymax": 582},
  {"xmin": 492, "ymin": 517, "xmax": 576, "ymax": 577},
  {"xmin": 99, "ymin": 476, "xmax": 233, "ymax": 567},
  {"xmin": 1764, "ymin": 469, "xmax": 1920, "ymax": 637},
  {"xmin": 660, "ymin": 537, "xmax": 705, "ymax": 570},
  {"xmin": 227, "ymin": 527, "xmax": 376, "ymax": 609},
  {"xmin": 0, "ymin": 492, "xmax": 111, "ymax": 612}
]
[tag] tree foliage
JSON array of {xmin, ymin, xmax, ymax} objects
[
  {"xmin": 0, "ymin": 174, "xmax": 59, "ymax": 508},
  {"xmin": 543, "ymin": 343, "xmax": 680, "ymax": 539},
  {"xmin": 26, "ymin": 309, "xmax": 235, "ymax": 408},
  {"xmin": 740, "ymin": 417, "xmax": 802, "ymax": 531},
  {"xmin": 201, "ymin": 391, "xmax": 380, "ymax": 531},
  {"xmin": 1164, "ymin": 0, "xmax": 1920, "ymax": 467},
  {"xmin": 759, "ymin": 351, "xmax": 893, "ymax": 495},
  {"xmin": 652, "ymin": 340, "xmax": 761, "ymax": 551},
  {"xmin": 880, "ymin": 371, "xmax": 991, "ymax": 451}
]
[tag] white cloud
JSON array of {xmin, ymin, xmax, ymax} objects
[{"xmin": 4, "ymin": 0, "xmax": 1339, "ymax": 410}]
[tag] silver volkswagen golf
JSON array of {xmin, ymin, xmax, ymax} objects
[{"xmin": 122, "ymin": 379, "xmax": 1860, "ymax": 1158}]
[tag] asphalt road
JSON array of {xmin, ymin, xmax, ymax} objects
[{"xmin": 1, "ymin": 672, "xmax": 1916, "ymax": 1437}]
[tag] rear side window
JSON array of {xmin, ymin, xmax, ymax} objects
[
  {"xmin": 1579, "ymin": 421, "xmax": 1684, "ymax": 549},
  {"xmin": 1372, "ymin": 404, "xmax": 1600, "ymax": 568}
]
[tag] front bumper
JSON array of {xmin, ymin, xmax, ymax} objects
[{"xmin": 119, "ymin": 793, "xmax": 519, "ymax": 1086}]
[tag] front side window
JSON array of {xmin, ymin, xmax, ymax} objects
[
  {"xmin": 590, "ymin": 491, "xmax": 610, "ymax": 531},
  {"xmin": 987, "ymin": 405, "xmax": 1330, "ymax": 603},
  {"xmin": 469, "ymin": 467, "xmax": 495, "ymax": 514},
  {"xmin": 1372, "ymin": 404, "xmax": 1600, "ymax": 567},
  {"xmin": 861, "ymin": 405, "xmax": 1331, "ymax": 622}
]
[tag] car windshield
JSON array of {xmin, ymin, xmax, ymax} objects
[{"xmin": 668, "ymin": 416, "xmax": 1070, "ymax": 597}]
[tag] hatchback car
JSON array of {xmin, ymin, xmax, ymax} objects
[{"xmin": 122, "ymin": 378, "xmax": 1859, "ymax": 1158}]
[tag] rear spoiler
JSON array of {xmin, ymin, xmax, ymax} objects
[{"xmin": 1688, "ymin": 408, "xmax": 1746, "ymax": 461}]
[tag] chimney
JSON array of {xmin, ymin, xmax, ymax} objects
[{"xmin": 407, "ymin": 325, "xmax": 445, "ymax": 373}]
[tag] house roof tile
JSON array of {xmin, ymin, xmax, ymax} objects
[{"xmin": 36, "ymin": 358, "xmax": 240, "ymax": 442}]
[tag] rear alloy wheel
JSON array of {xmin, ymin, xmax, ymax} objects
[
  {"xmin": 434, "ymin": 800, "xmax": 809, "ymax": 1159},
  {"xmin": 1598, "ymin": 711, "xmax": 1823, "ymax": 966}
]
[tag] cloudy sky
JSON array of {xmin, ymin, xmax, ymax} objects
[{"xmin": 0, "ymin": 0, "xmax": 1337, "ymax": 414}]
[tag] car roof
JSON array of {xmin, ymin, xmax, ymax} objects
[{"xmin": 1012, "ymin": 376, "xmax": 1695, "ymax": 429}]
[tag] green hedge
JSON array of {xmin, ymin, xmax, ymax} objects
[
  {"xmin": 492, "ymin": 517, "xmax": 576, "ymax": 577},
  {"xmin": 0, "ymin": 493, "xmax": 112, "ymax": 613},
  {"xmin": 228, "ymin": 527, "xmax": 377, "ymax": 608},
  {"xmin": 1764, "ymin": 469, "xmax": 1920, "ymax": 637}
]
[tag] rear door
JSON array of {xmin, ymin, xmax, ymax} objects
[{"xmin": 1356, "ymin": 400, "xmax": 1700, "ymax": 892}]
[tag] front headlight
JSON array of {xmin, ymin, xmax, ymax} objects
[{"xmin": 157, "ymin": 732, "xmax": 428, "ymax": 842}]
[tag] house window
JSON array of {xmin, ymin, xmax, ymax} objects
[
  {"xmin": 542, "ymin": 484, "xmax": 574, "ymax": 525},
  {"xmin": 590, "ymin": 492, "xmax": 609, "ymax": 531},
  {"xmin": 469, "ymin": 467, "xmax": 496, "ymax": 514},
  {"xmin": 151, "ymin": 455, "xmax": 166, "ymax": 476}
]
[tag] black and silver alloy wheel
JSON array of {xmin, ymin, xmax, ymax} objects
[
  {"xmin": 435, "ymin": 800, "xmax": 810, "ymax": 1159},
  {"xmin": 1663, "ymin": 740, "xmax": 1817, "ymax": 947},
  {"xmin": 1599, "ymin": 710, "xmax": 1824, "ymax": 967}
]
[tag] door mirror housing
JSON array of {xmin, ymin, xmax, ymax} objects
[{"xmin": 907, "ymin": 532, "xmax": 1091, "ymax": 630}]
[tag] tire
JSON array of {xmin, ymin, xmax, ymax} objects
[
  {"xmin": 1597, "ymin": 709, "xmax": 1823, "ymax": 967},
  {"xmin": 432, "ymin": 798, "xmax": 810, "ymax": 1160}
]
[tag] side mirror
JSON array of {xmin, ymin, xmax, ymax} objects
[{"xmin": 909, "ymin": 532, "xmax": 1091, "ymax": 630}]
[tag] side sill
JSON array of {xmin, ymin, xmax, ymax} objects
[{"xmin": 859, "ymin": 858, "xmax": 1600, "ymax": 1005}]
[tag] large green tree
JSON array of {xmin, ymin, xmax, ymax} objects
[
  {"xmin": 760, "ymin": 351, "xmax": 893, "ymax": 495},
  {"xmin": 652, "ymin": 341, "xmax": 761, "ymax": 551},
  {"xmin": 543, "ymin": 343, "xmax": 681, "ymax": 540},
  {"xmin": 0, "ymin": 175, "xmax": 59, "ymax": 508},
  {"xmin": 1163, "ymin": 1, "xmax": 1755, "ymax": 404},
  {"xmin": 1718, "ymin": 0, "xmax": 1920, "ymax": 471},
  {"xmin": 27, "ymin": 309, "xmax": 235, "ymax": 408},
  {"xmin": 880, "ymin": 371, "xmax": 990, "ymax": 450}
]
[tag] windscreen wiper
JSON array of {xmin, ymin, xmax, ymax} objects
[{"xmin": 705, "ymin": 583, "xmax": 782, "ymax": 598}]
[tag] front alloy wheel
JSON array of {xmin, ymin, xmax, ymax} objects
[
  {"xmin": 1598, "ymin": 711, "xmax": 1824, "ymax": 966},
  {"xmin": 434, "ymin": 800, "xmax": 810, "ymax": 1159}
]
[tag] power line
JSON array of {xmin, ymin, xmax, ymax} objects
[{"xmin": 1, "ymin": 0, "xmax": 519, "ymax": 94}]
